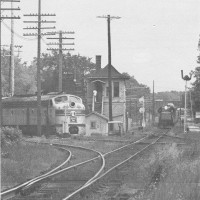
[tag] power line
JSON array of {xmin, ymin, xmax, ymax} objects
[
  {"xmin": 97, "ymin": 15, "xmax": 120, "ymax": 129},
  {"xmin": 1, "ymin": 44, "xmax": 22, "ymax": 56},
  {"xmin": 23, "ymin": 0, "xmax": 56, "ymax": 136},
  {"xmin": 0, "ymin": 0, "xmax": 21, "ymax": 125},
  {"xmin": 2, "ymin": 21, "xmax": 37, "ymax": 41},
  {"xmin": 47, "ymin": 30, "xmax": 75, "ymax": 92}
]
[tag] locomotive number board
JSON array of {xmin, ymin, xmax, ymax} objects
[{"xmin": 70, "ymin": 116, "xmax": 77, "ymax": 123}]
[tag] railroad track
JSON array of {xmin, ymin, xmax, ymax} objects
[
  {"xmin": 1, "ymin": 128, "xmax": 188, "ymax": 200},
  {"xmin": 63, "ymin": 129, "xmax": 186, "ymax": 200},
  {"xmin": 1, "ymin": 143, "xmax": 104, "ymax": 200},
  {"xmin": 0, "ymin": 144, "xmax": 72, "ymax": 200},
  {"xmin": 1, "ymin": 133, "xmax": 149, "ymax": 200}
]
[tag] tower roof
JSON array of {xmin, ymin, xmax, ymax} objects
[{"xmin": 87, "ymin": 65, "xmax": 129, "ymax": 80}]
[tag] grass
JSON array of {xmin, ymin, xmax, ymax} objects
[
  {"xmin": 138, "ymin": 139, "xmax": 200, "ymax": 200},
  {"xmin": 1, "ymin": 141, "xmax": 67, "ymax": 191}
]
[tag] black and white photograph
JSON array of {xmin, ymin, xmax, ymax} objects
[{"xmin": 1, "ymin": 0, "xmax": 200, "ymax": 199}]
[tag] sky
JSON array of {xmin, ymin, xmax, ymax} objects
[{"xmin": 1, "ymin": 0, "xmax": 200, "ymax": 92}]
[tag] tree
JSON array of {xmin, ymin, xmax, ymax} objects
[
  {"xmin": 1, "ymin": 49, "xmax": 10, "ymax": 95},
  {"xmin": 1, "ymin": 49, "xmax": 36, "ymax": 96},
  {"xmin": 191, "ymin": 37, "xmax": 200, "ymax": 112},
  {"xmin": 123, "ymin": 72, "xmax": 151, "ymax": 123},
  {"xmin": 123, "ymin": 72, "xmax": 150, "ymax": 97},
  {"xmin": 15, "ymin": 61, "xmax": 37, "ymax": 95},
  {"xmin": 34, "ymin": 51, "xmax": 96, "ymax": 94},
  {"xmin": 194, "ymin": 36, "xmax": 200, "ymax": 88},
  {"xmin": 191, "ymin": 66, "xmax": 200, "ymax": 100}
]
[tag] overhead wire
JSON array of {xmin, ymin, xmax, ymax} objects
[
  {"xmin": 1, "ymin": 1, "xmax": 57, "ymax": 49},
  {"xmin": 0, "ymin": 1, "xmax": 60, "ymax": 62},
  {"xmin": 2, "ymin": 21, "xmax": 37, "ymax": 41},
  {"xmin": 2, "ymin": 21, "xmax": 58, "ymax": 58}
]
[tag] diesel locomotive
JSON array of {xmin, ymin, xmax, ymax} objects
[
  {"xmin": 157, "ymin": 104, "xmax": 178, "ymax": 128},
  {"xmin": 2, "ymin": 93, "xmax": 85, "ymax": 136}
]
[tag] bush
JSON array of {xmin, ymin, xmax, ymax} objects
[{"xmin": 1, "ymin": 127, "xmax": 22, "ymax": 145}]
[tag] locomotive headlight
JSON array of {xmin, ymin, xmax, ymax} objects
[{"xmin": 70, "ymin": 102, "xmax": 75, "ymax": 108}]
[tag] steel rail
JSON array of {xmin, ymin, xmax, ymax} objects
[
  {"xmin": 2, "ymin": 135, "xmax": 149, "ymax": 199},
  {"xmin": 20, "ymin": 152, "xmax": 104, "ymax": 194},
  {"xmin": 49, "ymin": 143, "xmax": 105, "ymax": 188},
  {"xmin": 62, "ymin": 130, "xmax": 169, "ymax": 200},
  {"xmin": 1, "ymin": 133, "xmax": 162, "ymax": 199},
  {"xmin": 0, "ymin": 146, "xmax": 72, "ymax": 197},
  {"xmin": 5, "ymin": 143, "xmax": 105, "ymax": 200},
  {"xmin": 30, "ymin": 135, "xmax": 150, "ymax": 189},
  {"xmin": 1, "ymin": 142, "xmax": 104, "ymax": 200},
  {"xmin": 104, "ymin": 135, "xmax": 149, "ymax": 156},
  {"xmin": 48, "ymin": 135, "xmax": 149, "ymax": 187},
  {"xmin": 17, "ymin": 144, "xmax": 104, "ymax": 199},
  {"xmin": 154, "ymin": 134, "xmax": 186, "ymax": 140}
]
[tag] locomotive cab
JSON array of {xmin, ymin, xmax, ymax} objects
[
  {"xmin": 158, "ymin": 104, "xmax": 177, "ymax": 129},
  {"xmin": 52, "ymin": 94, "xmax": 85, "ymax": 135}
]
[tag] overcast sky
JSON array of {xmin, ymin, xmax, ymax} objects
[{"xmin": 1, "ymin": 0, "xmax": 200, "ymax": 92}]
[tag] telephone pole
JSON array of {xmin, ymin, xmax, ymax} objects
[
  {"xmin": 0, "ymin": 1, "xmax": 2, "ymax": 127},
  {"xmin": 97, "ymin": 15, "xmax": 120, "ymax": 130},
  {"xmin": 47, "ymin": 31, "xmax": 74, "ymax": 92},
  {"xmin": 10, "ymin": 0, "xmax": 14, "ymax": 96},
  {"xmin": 1, "ymin": 44, "xmax": 22, "ymax": 94},
  {"xmin": 9, "ymin": 44, "xmax": 22, "ymax": 93},
  {"xmin": 23, "ymin": 0, "xmax": 55, "ymax": 136},
  {"xmin": 152, "ymin": 80, "xmax": 155, "ymax": 125},
  {"xmin": 14, "ymin": 44, "xmax": 22, "ymax": 57},
  {"xmin": 0, "ymin": 0, "xmax": 20, "ymax": 126}
]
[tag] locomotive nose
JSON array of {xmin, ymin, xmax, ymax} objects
[{"xmin": 70, "ymin": 102, "xmax": 75, "ymax": 107}]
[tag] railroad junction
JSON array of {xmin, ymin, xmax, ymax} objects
[
  {"xmin": 0, "ymin": 1, "xmax": 200, "ymax": 199},
  {"xmin": 1, "ymin": 125, "xmax": 200, "ymax": 200}
]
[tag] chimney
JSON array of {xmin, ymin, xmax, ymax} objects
[{"xmin": 96, "ymin": 55, "xmax": 101, "ymax": 71}]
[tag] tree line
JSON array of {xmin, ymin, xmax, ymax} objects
[{"xmin": 1, "ymin": 48, "xmax": 200, "ymax": 110}]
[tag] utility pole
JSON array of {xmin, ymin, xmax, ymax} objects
[
  {"xmin": 10, "ymin": 45, "xmax": 22, "ymax": 91},
  {"xmin": 23, "ymin": 0, "xmax": 55, "ymax": 136},
  {"xmin": 181, "ymin": 70, "xmax": 192, "ymax": 133},
  {"xmin": 9, "ymin": 44, "xmax": 22, "ymax": 93},
  {"xmin": 97, "ymin": 15, "xmax": 120, "ymax": 131},
  {"xmin": 0, "ymin": 1, "xmax": 2, "ymax": 127},
  {"xmin": 0, "ymin": 0, "xmax": 20, "ymax": 126},
  {"xmin": 0, "ymin": 45, "xmax": 8, "ymax": 59},
  {"xmin": 10, "ymin": 0, "xmax": 14, "ymax": 96},
  {"xmin": 152, "ymin": 80, "xmax": 155, "ymax": 125},
  {"xmin": 14, "ymin": 44, "xmax": 22, "ymax": 57},
  {"xmin": 1, "ymin": 44, "xmax": 22, "ymax": 93},
  {"xmin": 47, "ymin": 31, "xmax": 74, "ymax": 92}
]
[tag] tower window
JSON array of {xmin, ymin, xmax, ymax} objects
[
  {"xmin": 106, "ymin": 87, "xmax": 109, "ymax": 97},
  {"xmin": 114, "ymin": 82, "xmax": 119, "ymax": 97}
]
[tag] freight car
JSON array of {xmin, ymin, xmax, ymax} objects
[
  {"xmin": 157, "ymin": 104, "xmax": 178, "ymax": 128},
  {"xmin": 2, "ymin": 93, "xmax": 85, "ymax": 136}
]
